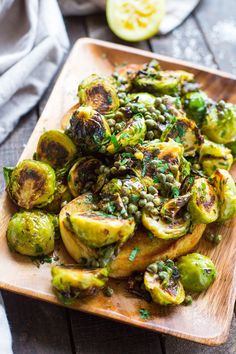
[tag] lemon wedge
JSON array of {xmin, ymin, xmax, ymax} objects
[{"xmin": 106, "ymin": 0, "xmax": 166, "ymax": 42}]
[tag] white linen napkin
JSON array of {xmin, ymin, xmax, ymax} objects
[
  {"xmin": 0, "ymin": 0, "xmax": 199, "ymax": 351},
  {"xmin": 0, "ymin": 294, "xmax": 13, "ymax": 354}
]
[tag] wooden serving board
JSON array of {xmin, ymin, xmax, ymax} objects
[{"xmin": 0, "ymin": 38, "xmax": 236, "ymax": 346}]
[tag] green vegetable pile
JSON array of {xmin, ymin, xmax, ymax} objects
[{"xmin": 4, "ymin": 60, "xmax": 236, "ymax": 308}]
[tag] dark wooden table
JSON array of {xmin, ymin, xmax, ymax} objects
[{"xmin": 1, "ymin": 0, "xmax": 236, "ymax": 352}]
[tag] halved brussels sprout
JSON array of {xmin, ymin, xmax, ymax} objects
[
  {"xmin": 5, "ymin": 160, "xmax": 56, "ymax": 209},
  {"xmin": 65, "ymin": 106, "xmax": 111, "ymax": 152},
  {"xmin": 199, "ymin": 139, "xmax": 233, "ymax": 176},
  {"xmin": 166, "ymin": 117, "xmax": 203, "ymax": 157},
  {"xmin": 68, "ymin": 157, "xmax": 102, "ymax": 197},
  {"xmin": 128, "ymin": 93, "xmax": 156, "ymax": 107},
  {"xmin": 212, "ymin": 169, "xmax": 236, "ymax": 222},
  {"xmin": 78, "ymin": 74, "xmax": 119, "ymax": 114},
  {"xmin": 51, "ymin": 265, "xmax": 108, "ymax": 304},
  {"xmin": 61, "ymin": 102, "xmax": 80, "ymax": 131},
  {"xmin": 188, "ymin": 177, "xmax": 219, "ymax": 224},
  {"xmin": 142, "ymin": 210, "xmax": 190, "ymax": 240},
  {"xmin": 7, "ymin": 211, "xmax": 55, "ymax": 256},
  {"xmin": 107, "ymin": 114, "xmax": 146, "ymax": 154},
  {"xmin": 36, "ymin": 130, "xmax": 77, "ymax": 169},
  {"xmin": 59, "ymin": 194, "xmax": 98, "ymax": 262},
  {"xmin": 144, "ymin": 260, "xmax": 185, "ymax": 305},
  {"xmin": 202, "ymin": 102, "xmax": 236, "ymax": 144},
  {"xmin": 177, "ymin": 253, "xmax": 217, "ymax": 292},
  {"xmin": 183, "ymin": 91, "xmax": 208, "ymax": 126},
  {"xmin": 109, "ymin": 224, "xmax": 206, "ymax": 278},
  {"xmin": 45, "ymin": 180, "xmax": 72, "ymax": 214},
  {"xmin": 160, "ymin": 193, "xmax": 191, "ymax": 220},
  {"xmin": 64, "ymin": 192, "xmax": 135, "ymax": 248}
]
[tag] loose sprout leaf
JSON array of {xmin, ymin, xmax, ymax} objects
[
  {"xmin": 110, "ymin": 134, "xmax": 120, "ymax": 150},
  {"xmin": 129, "ymin": 247, "xmax": 140, "ymax": 262},
  {"xmin": 3, "ymin": 167, "xmax": 14, "ymax": 187},
  {"xmin": 172, "ymin": 186, "xmax": 180, "ymax": 198}
]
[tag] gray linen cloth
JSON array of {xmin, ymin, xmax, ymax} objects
[{"xmin": 0, "ymin": 0, "xmax": 199, "ymax": 352}]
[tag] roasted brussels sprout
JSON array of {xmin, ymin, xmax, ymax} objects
[
  {"xmin": 107, "ymin": 114, "xmax": 146, "ymax": 154},
  {"xmin": 142, "ymin": 210, "xmax": 191, "ymax": 240},
  {"xmin": 61, "ymin": 103, "xmax": 81, "ymax": 131},
  {"xmin": 64, "ymin": 192, "xmax": 135, "ymax": 248},
  {"xmin": 36, "ymin": 130, "xmax": 77, "ymax": 169},
  {"xmin": 212, "ymin": 169, "xmax": 236, "ymax": 222},
  {"xmin": 202, "ymin": 101, "xmax": 236, "ymax": 144},
  {"xmin": 199, "ymin": 139, "xmax": 233, "ymax": 176},
  {"xmin": 45, "ymin": 180, "xmax": 72, "ymax": 214},
  {"xmin": 128, "ymin": 92, "xmax": 156, "ymax": 107},
  {"xmin": 144, "ymin": 259, "xmax": 185, "ymax": 305},
  {"xmin": 78, "ymin": 74, "xmax": 119, "ymax": 114},
  {"xmin": 183, "ymin": 91, "xmax": 208, "ymax": 126},
  {"xmin": 51, "ymin": 265, "xmax": 108, "ymax": 304},
  {"xmin": 177, "ymin": 253, "xmax": 217, "ymax": 292},
  {"xmin": 227, "ymin": 140, "xmax": 236, "ymax": 157},
  {"xmin": 5, "ymin": 160, "xmax": 56, "ymax": 209},
  {"xmin": 188, "ymin": 177, "xmax": 219, "ymax": 224},
  {"xmin": 68, "ymin": 157, "xmax": 102, "ymax": 197},
  {"xmin": 7, "ymin": 211, "xmax": 55, "ymax": 256},
  {"xmin": 166, "ymin": 117, "xmax": 203, "ymax": 157},
  {"xmin": 65, "ymin": 106, "xmax": 111, "ymax": 152},
  {"xmin": 59, "ymin": 194, "xmax": 98, "ymax": 262}
]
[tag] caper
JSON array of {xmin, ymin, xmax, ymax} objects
[
  {"xmin": 115, "ymin": 123, "xmax": 123, "ymax": 131},
  {"xmin": 135, "ymin": 211, "xmax": 142, "ymax": 222},
  {"xmin": 114, "ymin": 161, "xmax": 120, "ymax": 168},
  {"xmin": 148, "ymin": 186, "xmax": 157, "ymax": 195},
  {"xmin": 205, "ymin": 233, "xmax": 214, "ymax": 242},
  {"xmin": 150, "ymin": 160, "xmax": 159, "ymax": 168},
  {"xmin": 146, "ymin": 131, "xmax": 154, "ymax": 140},
  {"xmin": 140, "ymin": 191, "xmax": 147, "ymax": 199},
  {"xmin": 103, "ymin": 286, "xmax": 114, "ymax": 297},
  {"xmin": 158, "ymin": 115, "xmax": 165, "ymax": 123},
  {"xmin": 146, "ymin": 193, "xmax": 154, "ymax": 201},
  {"xmin": 166, "ymin": 259, "xmax": 174, "ymax": 268},
  {"xmin": 193, "ymin": 163, "xmax": 201, "ymax": 170},
  {"xmin": 214, "ymin": 234, "xmax": 222, "ymax": 244},
  {"xmin": 115, "ymin": 111, "xmax": 124, "ymax": 120},
  {"xmin": 128, "ymin": 203, "xmax": 138, "ymax": 214},
  {"xmin": 119, "ymin": 165, "xmax": 126, "ymax": 172},
  {"xmin": 111, "ymin": 166, "xmax": 117, "ymax": 174},
  {"xmin": 153, "ymin": 197, "xmax": 161, "ymax": 206},
  {"xmin": 166, "ymin": 174, "xmax": 174, "ymax": 183},
  {"xmin": 146, "ymin": 119, "xmax": 157, "ymax": 128},
  {"xmin": 144, "ymin": 113, "xmax": 152, "ymax": 120},
  {"xmin": 184, "ymin": 295, "xmax": 193, "ymax": 306},
  {"xmin": 122, "ymin": 196, "xmax": 129, "ymax": 205},
  {"xmin": 147, "ymin": 263, "xmax": 158, "ymax": 273},
  {"xmin": 107, "ymin": 119, "xmax": 116, "ymax": 127},
  {"xmin": 99, "ymin": 165, "xmax": 106, "ymax": 173},
  {"xmin": 121, "ymin": 187, "xmax": 130, "ymax": 196},
  {"xmin": 154, "ymin": 97, "xmax": 162, "ymax": 107},
  {"xmin": 146, "ymin": 201, "xmax": 154, "ymax": 209},
  {"xmin": 138, "ymin": 198, "xmax": 147, "ymax": 207},
  {"xmin": 154, "ymin": 130, "xmax": 160, "ymax": 138},
  {"xmin": 164, "ymin": 112, "xmax": 171, "ymax": 120},
  {"xmin": 103, "ymin": 167, "xmax": 110, "ymax": 174},
  {"xmin": 155, "ymin": 109, "xmax": 161, "ymax": 117},
  {"xmin": 159, "ymin": 173, "xmax": 166, "ymax": 183},
  {"xmin": 170, "ymin": 165, "xmax": 178, "ymax": 174},
  {"xmin": 91, "ymin": 259, "xmax": 100, "ymax": 268},
  {"xmin": 159, "ymin": 103, "xmax": 166, "ymax": 112}
]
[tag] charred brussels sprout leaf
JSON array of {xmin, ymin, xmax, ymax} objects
[
  {"xmin": 107, "ymin": 114, "xmax": 146, "ymax": 154},
  {"xmin": 68, "ymin": 157, "xmax": 102, "ymax": 197},
  {"xmin": 212, "ymin": 169, "xmax": 236, "ymax": 222},
  {"xmin": 7, "ymin": 211, "xmax": 55, "ymax": 256},
  {"xmin": 183, "ymin": 91, "xmax": 208, "ymax": 126},
  {"xmin": 142, "ymin": 210, "xmax": 190, "ymax": 240},
  {"xmin": 66, "ymin": 106, "xmax": 111, "ymax": 152},
  {"xmin": 7, "ymin": 160, "xmax": 56, "ymax": 209},
  {"xmin": 64, "ymin": 193, "xmax": 135, "ymax": 248},
  {"xmin": 128, "ymin": 92, "xmax": 156, "ymax": 107},
  {"xmin": 78, "ymin": 74, "xmax": 119, "ymax": 115},
  {"xmin": 200, "ymin": 139, "xmax": 233, "ymax": 176},
  {"xmin": 226, "ymin": 140, "xmax": 236, "ymax": 157},
  {"xmin": 144, "ymin": 259, "xmax": 185, "ymax": 305},
  {"xmin": 51, "ymin": 266, "xmax": 109, "ymax": 305},
  {"xmin": 45, "ymin": 181, "xmax": 72, "ymax": 214},
  {"xmin": 202, "ymin": 101, "xmax": 236, "ymax": 144},
  {"xmin": 177, "ymin": 253, "xmax": 216, "ymax": 292},
  {"xmin": 36, "ymin": 130, "xmax": 77, "ymax": 169},
  {"xmin": 166, "ymin": 117, "xmax": 203, "ymax": 157},
  {"xmin": 188, "ymin": 177, "xmax": 219, "ymax": 224}
]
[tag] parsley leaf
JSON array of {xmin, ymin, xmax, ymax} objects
[
  {"xmin": 110, "ymin": 134, "xmax": 120, "ymax": 150},
  {"xmin": 139, "ymin": 308, "xmax": 151, "ymax": 320},
  {"xmin": 172, "ymin": 186, "xmax": 180, "ymax": 198},
  {"xmin": 129, "ymin": 247, "xmax": 140, "ymax": 262}
]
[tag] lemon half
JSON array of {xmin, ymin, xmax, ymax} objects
[{"xmin": 106, "ymin": 0, "xmax": 166, "ymax": 42}]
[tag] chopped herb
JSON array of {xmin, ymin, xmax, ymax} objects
[
  {"xmin": 175, "ymin": 136, "xmax": 181, "ymax": 143},
  {"xmin": 120, "ymin": 158, "xmax": 129, "ymax": 166},
  {"xmin": 119, "ymin": 132, "xmax": 129, "ymax": 140},
  {"xmin": 107, "ymin": 95, "xmax": 112, "ymax": 104},
  {"xmin": 153, "ymin": 176, "xmax": 160, "ymax": 183},
  {"xmin": 147, "ymin": 232, "xmax": 155, "ymax": 241},
  {"xmin": 172, "ymin": 186, "xmax": 180, "ymax": 198},
  {"xmin": 129, "ymin": 247, "xmax": 140, "ymax": 262},
  {"xmin": 110, "ymin": 134, "xmax": 120, "ymax": 150},
  {"xmin": 176, "ymin": 124, "xmax": 185, "ymax": 138},
  {"xmin": 139, "ymin": 308, "xmax": 151, "ymax": 319}
]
